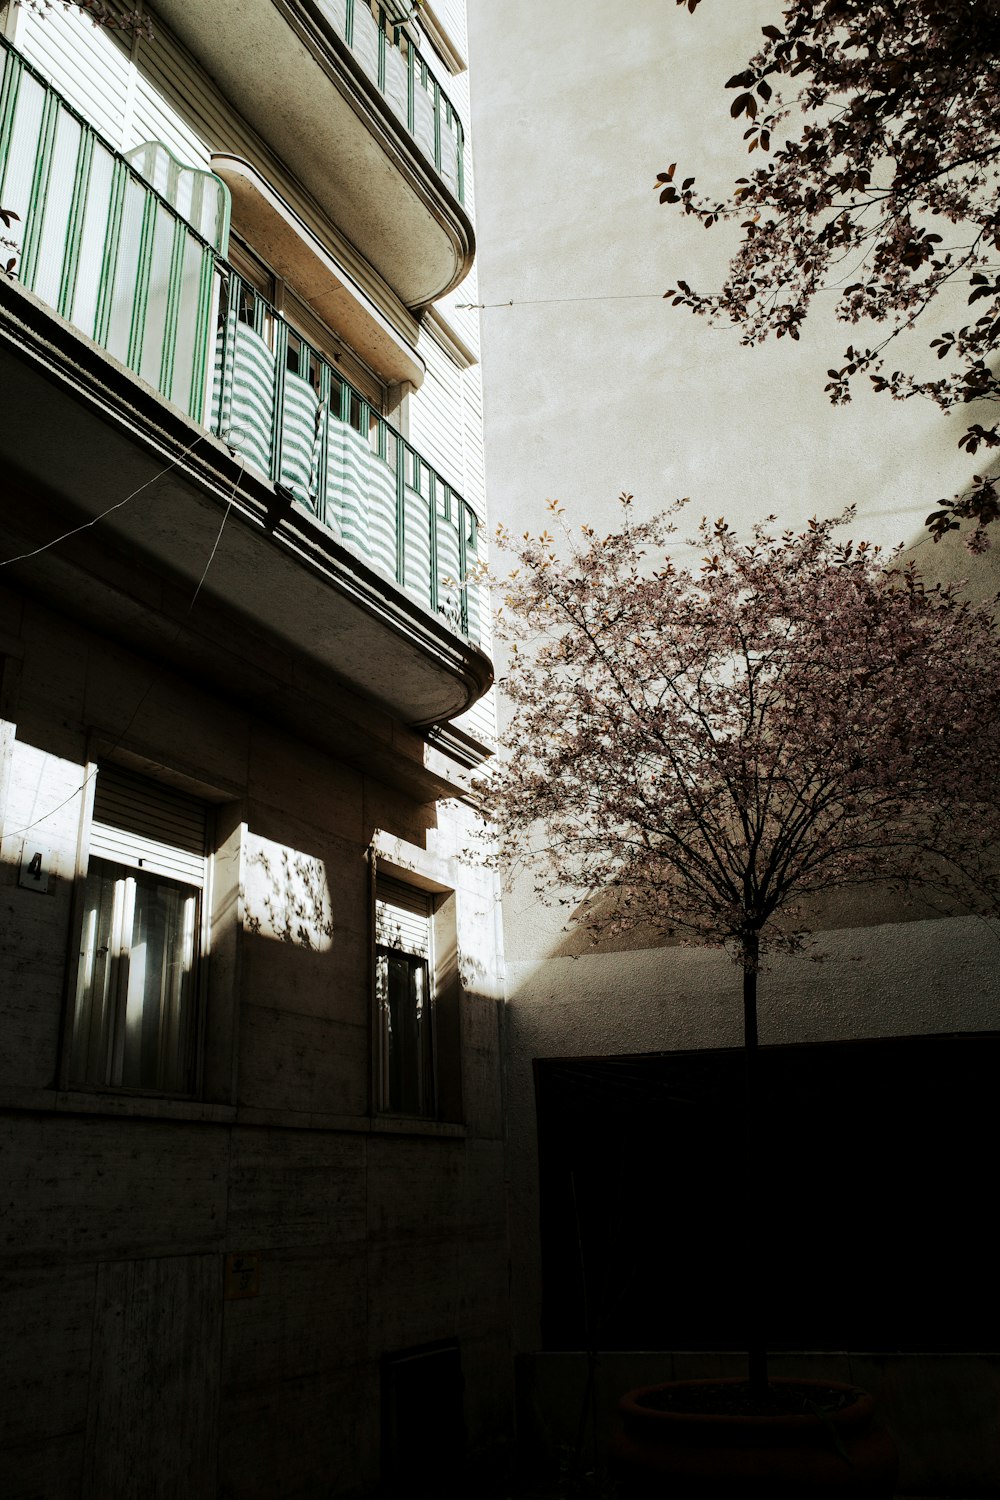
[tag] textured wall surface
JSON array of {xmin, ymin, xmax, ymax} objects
[
  {"xmin": 467, "ymin": 0, "xmax": 1000, "ymax": 1359},
  {"xmin": 0, "ymin": 592, "xmax": 510, "ymax": 1498}
]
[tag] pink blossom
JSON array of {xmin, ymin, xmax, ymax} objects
[{"xmin": 482, "ymin": 500, "xmax": 1000, "ymax": 968}]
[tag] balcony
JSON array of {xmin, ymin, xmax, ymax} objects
[
  {"xmin": 215, "ymin": 272, "xmax": 483, "ymax": 645},
  {"xmin": 0, "ymin": 35, "xmax": 490, "ymax": 744},
  {"xmin": 319, "ymin": 0, "xmax": 466, "ymax": 203},
  {"xmin": 151, "ymin": 0, "xmax": 474, "ymax": 307}
]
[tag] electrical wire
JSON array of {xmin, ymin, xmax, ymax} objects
[
  {"xmin": 1, "ymin": 452, "xmax": 246, "ymax": 843},
  {"xmin": 0, "ymin": 430, "xmax": 210, "ymax": 569},
  {"xmin": 456, "ymin": 293, "xmax": 668, "ymax": 310},
  {"xmin": 456, "ymin": 271, "xmax": 997, "ymax": 313}
]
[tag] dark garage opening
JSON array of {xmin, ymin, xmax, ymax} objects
[{"xmin": 534, "ymin": 1032, "xmax": 1000, "ymax": 1353}]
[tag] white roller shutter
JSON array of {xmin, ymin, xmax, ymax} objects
[
  {"xmin": 90, "ymin": 766, "xmax": 207, "ymax": 887},
  {"xmin": 376, "ymin": 877, "xmax": 431, "ymax": 957}
]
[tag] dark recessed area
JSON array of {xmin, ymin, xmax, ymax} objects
[{"xmin": 535, "ymin": 1032, "xmax": 1000, "ymax": 1354}]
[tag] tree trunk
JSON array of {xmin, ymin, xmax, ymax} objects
[{"xmin": 743, "ymin": 933, "xmax": 768, "ymax": 1398}]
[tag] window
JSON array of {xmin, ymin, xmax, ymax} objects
[
  {"xmin": 375, "ymin": 877, "xmax": 435, "ymax": 1116},
  {"xmin": 70, "ymin": 767, "xmax": 208, "ymax": 1095}
]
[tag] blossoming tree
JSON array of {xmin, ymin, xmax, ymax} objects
[
  {"xmin": 484, "ymin": 498, "xmax": 1000, "ymax": 1392},
  {"xmin": 660, "ymin": 0, "xmax": 1000, "ymax": 545}
]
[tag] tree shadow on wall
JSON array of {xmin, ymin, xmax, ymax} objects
[{"xmin": 242, "ymin": 839, "xmax": 336, "ymax": 951}]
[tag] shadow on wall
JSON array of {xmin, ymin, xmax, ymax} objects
[
  {"xmin": 900, "ymin": 500, "xmax": 1000, "ymax": 599},
  {"xmin": 243, "ymin": 835, "xmax": 337, "ymax": 950},
  {"xmin": 550, "ymin": 881, "xmax": 982, "ymax": 958}
]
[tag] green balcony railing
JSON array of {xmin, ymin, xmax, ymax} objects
[
  {"xmin": 0, "ymin": 34, "xmax": 226, "ymax": 421},
  {"xmin": 0, "ymin": 33, "xmax": 482, "ymax": 647},
  {"xmin": 318, "ymin": 0, "xmax": 466, "ymax": 204},
  {"xmin": 212, "ymin": 272, "xmax": 481, "ymax": 643}
]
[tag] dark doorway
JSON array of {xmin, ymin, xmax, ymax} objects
[{"xmin": 381, "ymin": 1340, "xmax": 465, "ymax": 1498}]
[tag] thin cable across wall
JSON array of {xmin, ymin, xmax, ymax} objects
[{"xmin": 0, "ymin": 445, "xmax": 246, "ymax": 842}]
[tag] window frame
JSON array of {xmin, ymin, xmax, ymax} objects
[
  {"xmin": 71, "ymin": 857, "xmax": 205, "ymax": 1096},
  {"xmin": 60, "ymin": 754, "xmax": 246, "ymax": 1107},
  {"xmin": 227, "ymin": 231, "xmax": 389, "ymax": 413},
  {"xmin": 374, "ymin": 875, "xmax": 437, "ymax": 1118},
  {"xmin": 370, "ymin": 851, "xmax": 464, "ymax": 1126},
  {"xmin": 68, "ymin": 764, "xmax": 211, "ymax": 1099}
]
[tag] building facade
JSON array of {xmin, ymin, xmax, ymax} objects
[
  {"xmin": 467, "ymin": 3, "xmax": 1000, "ymax": 1493},
  {"xmin": 0, "ymin": 2, "xmax": 510, "ymax": 1496}
]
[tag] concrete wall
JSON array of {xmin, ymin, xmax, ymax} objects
[
  {"xmin": 0, "ymin": 585, "xmax": 510, "ymax": 1499},
  {"xmin": 466, "ymin": 0, "xmax": 1000, "ymax": 1416}
]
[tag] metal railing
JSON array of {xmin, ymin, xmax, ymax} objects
[
  {"xmin": 212, "ymin": 272, "xmax": 481, "ymax": 642},
  {"xmin": 0, "ymin": 32, "xmax": 482, "ymax": 645},
  {"xmin": 0, "ymin": 33, "xmax": 224, "ymax": 421},
  {"xmin": 317, "ymin": 0, "xmax": 466, "ymax": 203}
]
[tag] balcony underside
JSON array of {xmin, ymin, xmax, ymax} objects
[
  {"xmin": 151, "ymin": 0, "xmax": 474, "ymax": 309},
  {"xmin": 0, "ymin": 282, "xmax": 492, "ymax": 751}
]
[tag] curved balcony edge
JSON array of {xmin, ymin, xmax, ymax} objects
[
  {"xmin": 0, "ymin": 276, "xmax": 494, "ymax": 729},
  {"xmin": 280, "ymin": 0, "xmax": 477, "ymax": 305},
  {"xmin": 210, "ymin": 153, "xmax": 426, "ymax": 388},
  {"xmin": 151, "ymin": 0, "xmax": 475, "ymax": 309}
]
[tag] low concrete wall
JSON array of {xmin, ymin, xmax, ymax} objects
[{"xmin": 516, "ymin": 1351, "xmax": 1000, "ymax": 1498}]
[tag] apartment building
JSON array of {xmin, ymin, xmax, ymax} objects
[{"xmin": 0, "ymin": 2, "xmax": 510, "ymax": 1495}]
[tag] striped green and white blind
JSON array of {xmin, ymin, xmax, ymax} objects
[
  {"xmin": 402, "ymin": 481, "xmax": 433, "ymax": 611},
  {"xmin": 214, "ymin": 319, "xmax": 276, "ymax": 476},
  {"xmin": 367, "ymin": 446, "xmax": 400, "ymax": 581},
  {"xmin": 0, "ymin": 36, "xmax": 220, "ymax": 420},
  {"xmin": 279, "ymin": 370, "xmax": 321, "ymax": 505},
  {"xmin": 335, "ymin": 420, "xmax": 376, "ymax": 562},
  {"xmin": 124, "ymin": 140, "xmax": 230, "ymax": 253}
]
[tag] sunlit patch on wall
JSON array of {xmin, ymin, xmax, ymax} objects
[{"xmin": 243, "ymin": 834, "xmax": 335, "ymax": 951}]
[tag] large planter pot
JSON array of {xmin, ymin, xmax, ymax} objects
[{"xmin": 610, "ymin": 1377, "xmax": 898, "ymax": 1498}]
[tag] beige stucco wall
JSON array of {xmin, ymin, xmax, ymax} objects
[
  {"xmin": 467, "ymin": 0, "xmax": 1000, "ymax": 1352},
  {"xmin": 468, "ymin": 0, "xmax": 992, "ymax": 552}
]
